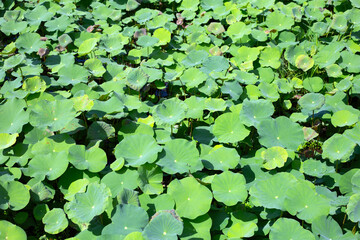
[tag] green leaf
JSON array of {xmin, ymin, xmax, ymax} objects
[
  {"xmin": 270, "ymin": 218, "xmax": 315, "ymax": 240},
  {"xmin": 138, "ymin": 163, "xmax": 163, "ymax": 195},
  {"xmin": 211, "ymin": 171, "xmax": 248, "ymax": 206},
  {"xmin": 29, "ymin": 99, "xmax": 77, "ymax": 131},
  {"xmin": 322, "ymin": 134, "xmax": 356, "ymax": 163},
  {"xmin": 157, "ymin": 138, "xmax": 202, "ymax": 174},
  {"xmin": 15, "ymin": 32, "xmax": 45, "ymax": 53},
  {"xmin": 261, "ymin": 146, "xmax": 288, "ymax": 170},
  {"xmin": 65, "ymin": 183, "xmax": 112, "ymax": 225},
  {"xmin": 78, "ymin": 38, "xmax": 98, "ymax": 57},
  {"xmin": 153, "ymin": 28, "xmax": 171, "ymax": 45},
  {"xmin": 152, "ymin": 98, "xmax": 188, "ymax": 126},
  {"xmin": 0, "ymin": 180, "xmax": 30, "ymax": 211},
  {"xmin": 257, "ymin": 116, "xmax": 304, "ymax": 151},
  {"xmin": 115, "ymin": 134, "xmax": 162, "ymax": 167},
  {"xmin": 22, "ymin": 76, "xmax": 47, "ymax": 93},
  {"xmin": 143, "ymin": 211, "xmax": 183, "ymax": 240},
  {"xmin": 0, "ymin": 98, "xmax": 29, "ymax": 134},
  {"xmin": 212, "ymin": 112, "xmax": 250, "ymax": 143},
  {"xmin": 266, "ymin": 11, "xmax": 295, "ymax": 31},
  {"xmin": 68, "ymin": 145, "xmax": 107, "ymax": 173},
  {"xmin": 0, "ymin": 220, "xmax": 27, "ymax": 240},
  {"xmin": 102, "ymin": 204, "xmax": 149, "ymax": 235},
  {"xmin": 239, "ymin": 99, "xmax": 274, "ymax": 127},
  {"xmin": 167, "ymin": 177, "xmax": 212, "ymax": 219},
  {"xmin": 331, "ymin": 110, "xmax": 358, "ymax": 127},
  {"xmin": 202, "ymin": 145, "xmax": 240, "ymax": 171},
  {"xmin": 0, "ymin": 133, "xmax": 19, "ymax": 150},
  {"xmin": 311, "ymin": 216, "xmax": 344, "ymax": 240},
  {"xmin": 249, "ymin": 173, "xmax": 297, "ymax": 210},
  {"xmin": 42, "ymin": 208, "xmax": 68, "ymax": 234},
  {"xmin": 126, "ymin": 68, "xmax": 149, "ymax": 91}
]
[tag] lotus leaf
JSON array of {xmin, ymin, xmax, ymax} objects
[
  {"xmin": 152, "ymin": 98, "xmax": 188, "ymax": 126},
  {"xmin": 22, "ymin": 76, "xmax": 47, "ymax": 93},
  {"xmin": 65, "ymin": 183, "xmax": 111, "ymax": 225},
  {"xmin": 302, "ymin": 159, "xmax": 335, "ymax": 178},
  {"xmin": 269, "ymin": 218, "xmax": 315, "ymax": 240},
  {"xmin": 180, "ymin": 214, "xmax": 212, "ymax": 239},
  {"xmin": 167, "ymin": 177, "xmax": 212, "ymax": 219},
  {"xmin": 259, "ymin": 47, "xmax": 281, "ymax": 69},
  {"xmin": 15, "ymin": 32, "xmax": 45, "ymax": 53},
  {"xmin": 298, "ymin": 93, "xmax": 325, "ymax": 111},
  {"xmin": 201, "ymin": 56, "xmax": 229, "ymax": 73},
  {"xmin": 249, "ymin": 172, "xmax": 297, "ymax": 210},
  {"xmin": 126, "ymin": 67, "xmax": 149, "ymax": 91},
  {"xmin": 64, "ymin": 178, "xmax": 89, "ymax": 201},
  {"xmin": 143, "ymin": 210, "xmax": 183, "ymax": 240},
  {"xmin": 78, "ymin": 38, "xmax": 98, "ymax": 56},
  {"xmin": 124, "ymin": 232, "xmax": 144, "ymax": 240},
  {"xmin": 101, "ymin": 168, "xmax": 139, "ymax": 197},
  {"xmin": 331, "ymin": 110, "xmax": 358, "ymax": 127},
  {"xmin": 84, "ymin": 58, "xmax": 106, "ymax": 77},
  {"xmin": 344, "ymin": 123, "xmax": 360, "ymax": 145},
  {"xmin": 117, "ymin": 188, "xmax": 139, "ymax": 206},
  {"xmin": 346, "ymin": 193, "xmax": 360, "ymax": 222},
  {"xmin": 0, "ymin": 220, "xmax": 27, "ymax": 240},
  {"xmin": 211, "ymin": 171, "xmax": 247, "ymax": 206},
  {"xmin": 284, "ymin": 181, "xmax": 330, "ymax": 223},
  {"xmin": 102, "ymin": 204, "xmax": 149, "ymax": 235},
  {"xmin": 138, "ymin": 163, "xmax": 163, "ymax": 195},
  {"xmin": 153, "ymin": 28, "xmax": 171, "ymax": 45},
  {"xmin": 227, "ymin": 22, "xmax": 251, "ymax": 41},
  {"xmin": 88, "ymin": 121, "xmax": 116, "ymax": 140},
  {"xmin": 239, "ymin": 99, "xmax": 274, "ymax": 127},
  {"xmin": 24, "ymin": 151, "xmax": 69, "ymax": 181},
  {"xmin": 181, "ymin": 50, "xmax": 209, "ymax": 67},
  {"xmin": 57, "ymin": 64, "xmax": 90, "ymax": 86},
  {"xmin": 311, "ymin": 216, "xmax": 344, "ymax": 240},
  {"xmin": 261, "ymin": 146, "xmax": 288, "ymax": 170},
  {"xmin": 0, "ymin": 98, "xmax": 29, "ymax": 134},
  {"xmin": 225, "ymin": 211, "xmax": 258, "ymax": 238},
  {"xmin": 295, "ymin": 55, "xmax": 314, "ymax": 71},
  {"xmin": 202, "ymin": 145, "xmax": 240, "ymax": 171},
  {"xmin": 3, "ymin": 54, "xmax": 25, "ymax": 70},
  {"xmin": 212, "ymin": 112, "xmax": 250, "ymax": 143},
  {"xmin": 68, "ymin": 145, "xmax": 107, "ymax": 172},
  {"xmin": 44, "ymin": 15, "xmax": 71, "ymax": 32},
  {"xmin": 115, "ymin": 134, "xmax": 161, "ymax": 167},
  {"xmin": 42, "ymin": 208, "xmax": 68, "ymax": 234},
  {"xmin": 58, "ymin": 33, "xmax": 73, "ymax": 48},
  {"xmin": 257, "ymin": 116, "xmax": 304, "ymax": 150},
  {"xmin": 29, "ymin": 99, "xmax": 77, "ymax": 131},
  {"xmin": 180, "ymin": 68, "xmax": 208, "ymax": 88},
  {"xmin": 322, "ymin": 134, "xmax": 356, "ymax": 163},
  {"xmin": 137, "ymin": 35, "xmax": 159, "ymax": 47},
  {"xmin": 266, "ymin": 11, "xmax": 295, "ymax": 31},
  {"xmin": 0, "ymin": 180, "xmax": 30, "ymax": 211},
  {"xmin": 157, "ymin": 138, "xmax": 201, "ymax": 174}
]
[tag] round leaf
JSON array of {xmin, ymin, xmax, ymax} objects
[
  {"xmin": 0, "ymin": 220, "xmax": 26, "ymax": 240},
  {"xmin": 211, "ymin": 171, "xmax": 248, "ymax": 206},
  {"xmin": 212, "ymin": 112, "xmax": 250, "ymax": 143},
  {"xmin": 167, "ymin": 177, "xmax": 213, "ymax": 219},
  {"xmin": 270, "ymin": 218, "xmax": 315, "ymax": 240},
  {"xmin": 331, "ymin": 110, "xmax": 358, "ymax": 127},
  {"xmin": 322, "ymin": 134, "xmax": 356, "ymax": 163},
  {"xmin": 143, "ymin": 211, "xmax": 183, "ymax": 240},
  {"xmin": 42, "ymin": 208, "xmax": 68, "ymax": 234},
  {"xmin": 261, "ymin": 146, "xmax": 288, "ymax": 170}
]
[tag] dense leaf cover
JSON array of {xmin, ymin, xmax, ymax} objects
[{"xmin": 0, "ymin": 0, "xmax": 360, "ymax": 239}]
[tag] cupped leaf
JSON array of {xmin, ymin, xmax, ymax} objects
[
  {"xmin": 202, "ymin": 145, "xmax": 240, "ymax": 171},
  {"xmin": 211, "ymin": 171, "xmax": 248, "ymax": 206},
  {"xmin": 0, "ymin": 180, "xmax": 30, "ymax": 211},
  {"xmin": 29, "ymin": 99, "xmax": 77, "ymax": 131},
  {"xmin": 298, "ymin": 93, "xmax": 325, "ymax": 111},
  {"xmin": 322, "ymin": 134, "xmax": 356, "ymax": 163},
  {"xmin": 257, "ymin": 116, "xmax": 304, "ymax": 151},
  {"xmin": 270, "ymin": 218, "xmax": 315, "ymax": 240},
  {"xmin": 212, "ymin": 112, "xmax": 250, "ymax": 143},
  {"xmin": 157, "ymin": 138, "xmax": 202, "ymax": 174},
  {"xmin": 0, "ymin": 98, "xmax": 28, "ymax": 134},
  {"xmin": 249, "ymin": 172, "xmax": 298, "ymax": 210},
  {"xmin": 102, "ymin": 204, "xmax": 149, "ymax": 235},
  {"xmin": 346, "ymin": 193, "xmax": 360, "ymax": 222},
  {"xmin": 24, "ymin": 151, "xmax": 69, "ymax": 181},
  {"xmin": 65, "ymin": 183, "xmax": 112, "ymax": 225},
  {"xmin": 42, "ymin": 208, "xmax": 68, "ymax": 234},
  {"xmin": 167, "ymin": 177, "xmax": 212, "ymax": 219},
  {"xmin": 0, "ymin": 220, "xmax": 27, "ymax": 240},
  {"xmin": 284, "ymin": 181, "xmax": 330, "ymax": 223},
  {"xmin": 239, "ymin": 99, "xmax": 274, "ymax": 127},
  {"xmin": 78, "ymin": 38, "xmax": 98, "ymax": 56},
  {"xmin": 331, "ymin": 110, "xmax": 358, "ymax": 127},
  {"xmin": 138, "ymin": 163, "xmax": 163, "ymax": 195},
  {"xmin": 152, "ymin": 98, "xmax": 188, "ymax": 126},
  {"xmin": 143, "ymin": 210, "xmax": 183, "ymax": 240},
  {"xmin": 295, "ymin": 55, "xmax": 314, "ymax": 71},
  {"xmin": 261, "ymin": 146, "xmax": 288, "ymax": 170},
  {"xmin": 126, "ymin": 68, "xmax": 149, "ymax": 91},
  {"xmin": 0, "ymin": 133, "xmax": 19, "ymax": 150},
  {"xmin": 68, "ymin": 145, "xmax": 107, "ymax": 172},
  {"xmin": 115, "ymin": 134, "xmax": 162, "ymax": 167},
  {"xmin": 311, "ymin": 216, "xmax": 344, "ymax": 240}
]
